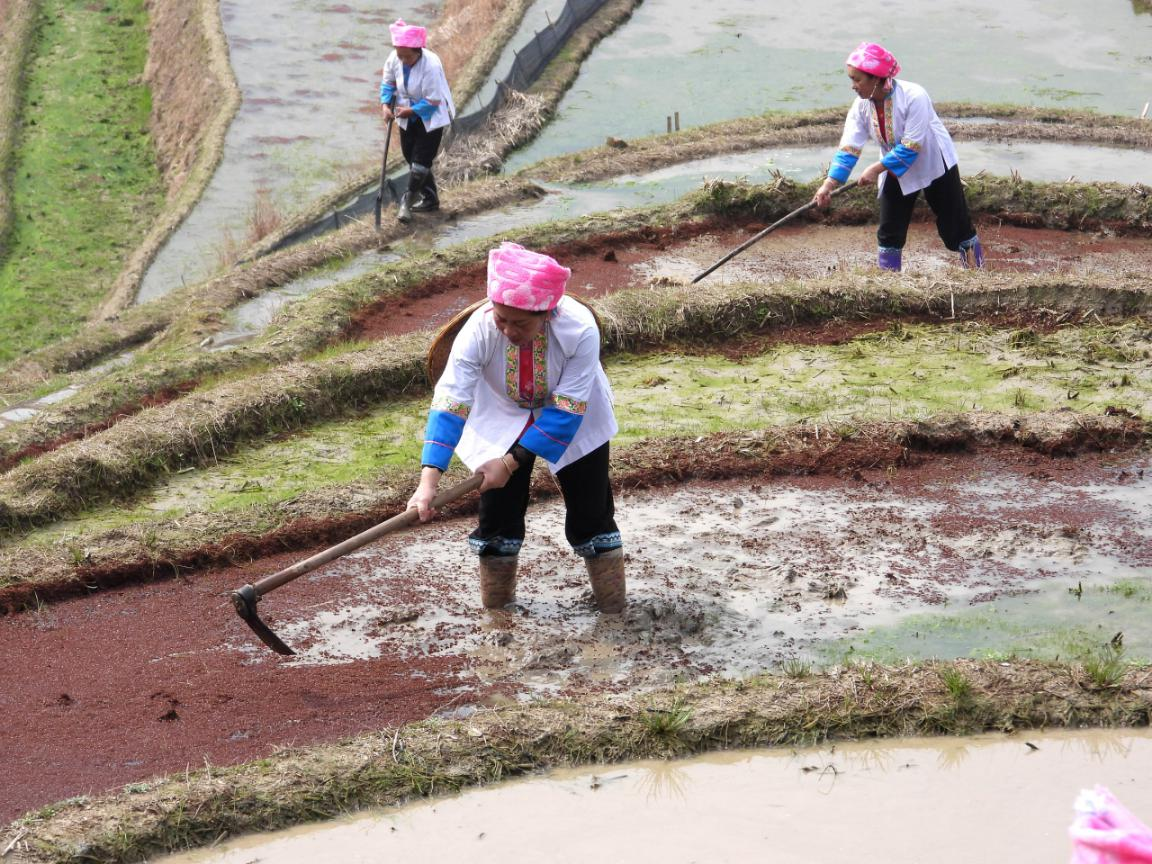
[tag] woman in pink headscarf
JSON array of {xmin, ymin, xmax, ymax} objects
[
  {"xmin": 407, "ymin": 243, "xmax": 625, "ymax": 614},
  {"xmin": 380, "ymin": 19, "xmax": 456, "ymax": 223},
  {"xmin": 812, "ymin": 42, "xmax": 984, "ymax": 271}
]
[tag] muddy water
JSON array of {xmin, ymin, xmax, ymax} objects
[
  {"xmin": 258, "ymin": 456, "xmax": 1152, "ymax": 693},
  {"xmin": 0, "ymin": 352, "xmax": 133, "ymax": 430},
  {"xmin": 2, "ymin": 454, "xmax": 1146, "ymax": 821},
  {"xmin": 206, "ymin": 249, "xmax": 400, "ymax": 349},
  {"xmin": 507, "ymin": 0, "xmax": 1152, "ymax": 168},
  {"xmin": 211, "ymin": 137, "xmax": 1152, "ymax": 347},
  {"xmin": 158, "ymin": 728, "xmax": 1152, "ymax": 864},
  {"xmin": 138, "ymin": 1, "xmax": 424, "ymax": 302},
  {"xmin": 507, "ymin": 143, "xmax": 1152, "ymax": 240}
]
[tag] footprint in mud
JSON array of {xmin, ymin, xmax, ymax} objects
[{"xmin": 617, "ymin": 599, "xmax": 707, "ymax": 644}]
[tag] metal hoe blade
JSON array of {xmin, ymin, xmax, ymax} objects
[
  {"xmin": 227, "ymin": 474, "xmax": 484, "ymax": 655},
  {"xmin": 231, "ymin": 584, "xmax": 296, "ymax": 655}
]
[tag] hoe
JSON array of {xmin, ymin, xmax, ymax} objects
[
  {"xmin": 692, "ymin": 180, "xmax": 859, "ymax": 283},
  {"xmin": 231, "ymin": 474, "xmax": 482, "ymax": 655},
  {"xmin": 373, "ymin": 97, "xmax": 401, "ymax": 228}
]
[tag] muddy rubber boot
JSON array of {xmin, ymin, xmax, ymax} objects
[
  {"xmin": 402, "ymin": 163, "xmax": 432, "ymax": 217},
  {"xmin": 877, "ymin": 246, "xmax": 902, "ymax": 272},
  {"xmin": 585, "ymin": 548, "xmax": 626, "ymax": 614},
  {"xmin": 410, "ymin": 190, "xmax": 439, "ymax": 213},
  {"xmin": 958, "ymin": 235, "xmax": 985, "ymax": 269},
  {"xmin": 396, "ymin": 191, "xmax": 412, "ymax": 224},
  {"xmin": 479, "ymin": 555, "xmax": 518, "ymax": 609},
  {"xmin": 410, "ymin": 173, "xmax": 439, "ymax": 212}
]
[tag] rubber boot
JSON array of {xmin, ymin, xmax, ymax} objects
[
  {"xmin": 410, "ymin": 172, "xmax": 439, "ymax": 212},
  {"xmin": 585, "ymin": 548, "xmax": 626, "ymax": 613},
  {"xmin": 958, "ymin": 235, "xmax": 985, "ymax": 269},
  {"xmin": 403, "ymin": 163, "xmax": 431, "ymax": 215},
  {"xmin": 878, "ymin": 246, "xmax": 902, "ymax": 272},
  {"xmin": 396, "ymin": 191, "xmax": 412, "ymax": 224},
  {"xmin": 479, "ymin": 555, "xmax": 518, "ymax": 609}
]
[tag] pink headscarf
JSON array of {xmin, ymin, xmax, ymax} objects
[
  {"xmin": 1069, "ymin": 786, "xmax": 1152, "ymax": 864},
  {"xmin": 486, "ymin": 242, "xmax": 570, "ymax": 312},
  {"xmin": 389, "ymin": 19, "xmax": 427, "ymax": 48},
  {"xmin": 845, "ymin": 42, "xmax": 900, "ymax": 79}
]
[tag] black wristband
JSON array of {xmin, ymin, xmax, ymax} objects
[{"xmin": 509, "ymin": 444, "xmax": 532, "ymax": 466}]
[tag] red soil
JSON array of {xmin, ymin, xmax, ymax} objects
[
  {"xmin": 345, "ymin": 219, "xmax": 1152, "ymax": 342},
  {"xmin": 0, "ymin": 445, "xmax": 1145, "ymax": 823},
  {"xmin": 2, "ymin": 219, "xmax": 1149, "ymax": 824}
]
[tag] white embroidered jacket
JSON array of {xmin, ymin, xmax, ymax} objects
[
  {"xmin": 431, "ymin": 297, "xmax": 618, "ymax": 472},
  {"xmin": 837, "ymin": 79, "xmax": 960, "ymax": 195},
  {"xmin": 381, "ymin": 48, "xmax": 456, "ymax": 132}
]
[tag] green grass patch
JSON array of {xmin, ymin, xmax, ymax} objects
[
  {"xmin": 610, "ymin": 322, "xmax": 1152, "ymax": 447},
  {"xmin": 819, "ymin": 580, "xmax": 1152, "ymax": 667},
  {"xmin": 1098, "ymin": 578, "xmax": 1152, "ymax": 600},
  {"xmin": 0, "ymin": 0, "xmax": 164, "ymax": 363},
  {"xmin": 18, "ymin": 320, "xmax": 1152, "ymax": 541},
  {"xmin": 29, "ymin": 398, "xmax": 428, "ymax": 539}
]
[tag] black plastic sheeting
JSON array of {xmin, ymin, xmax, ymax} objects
[{"xmin": 266, "ymin": 0, "xmax": 609, "ymax": 252}]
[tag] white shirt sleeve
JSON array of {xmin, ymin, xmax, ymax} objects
[{"xmin": 838, "ymin": 100, "xmax": 873, "ymax": 154}]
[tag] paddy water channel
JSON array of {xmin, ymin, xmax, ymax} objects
[
  {"xmin": 207, "ymin": 139, "xmax": 1152, "ymax": 348},
  {"xmin": 137, "ymin": 0, "xmax": 1152, "ymax": 304},
  {"xmin": 137, "ymin": 0, "xmax": 425, "ymax": 300},
  {"xmin": 158, "ymin": 729, "xmax": 1152, "ymax": 863}
]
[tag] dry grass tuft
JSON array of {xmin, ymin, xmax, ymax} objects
[{"xmin": 438, "ymin": 89, "xmax": 552, "ymax": 183}]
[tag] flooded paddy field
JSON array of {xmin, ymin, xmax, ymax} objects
[
  {"xmin": 507, "ymin": 0, "xmax": 1152, "ymax": 167},
  {"xmin": 0, "ymin": 443, "xmax": 1148, "ymax": 828},
  {"xmin": 158, "ymin": 729, "xmax": 1152, "ymax": 864}
]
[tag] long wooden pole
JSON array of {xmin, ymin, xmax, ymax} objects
[{"xmin": 691, "ymin": 180, "xmax": 859, "ymax": 284}]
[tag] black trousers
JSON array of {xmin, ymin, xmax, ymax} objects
[
  {"xmin": 470, "ymin": 442, "xmax": 619, "ymax": 556},
  {"xmin": 399, "ymin": 117, "xmax": 443, "ymax": 198},
  {"xmin": 878, "ymin": 163, "xmax": 976, "ymax": 251}
]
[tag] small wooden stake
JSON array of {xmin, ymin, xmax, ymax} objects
[
  {"xmin": 674, "ymin": 111, "xmax": 680, "ymax": 131},
  {"xmin": 666, "ymin": 115, "xmax": 672, "ymax": 133}
]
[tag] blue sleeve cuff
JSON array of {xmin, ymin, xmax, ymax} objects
[
  {"xmin": 380, "ymin": 83, "xmax": 395, "ymax": 104},
  {"xmin": 411, "ymin": 99, "xmax": 437, "ymax": 123},
  {"xmin": 828, "ymin": 150, "xmax": 859, "ymax": 184},
  {"xmin": 520, "ymin": 407, "xmax": 584, "ymax": 464},
  {"xmin": 881, "ymin": 144, "xmax": 919, "ymax": 177},
  {"xmin": 420, "ymin": 410, "xmax": 465, "ymax": 471}
]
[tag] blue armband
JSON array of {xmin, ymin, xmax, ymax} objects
[
  {"xmin": 420, "ymin": 410, "xmax": 465, "ymax": 471},
  {"xmin": 410, "ymin": 99, "xmax": 437, "ymax": 124},
  {"xmin": 881, "ymin": 143, "xmax": 920, "ymax": 177},
  {"xmin": 828, "ymin": 148, "xmax": 860, "ymax": 184},
  {"xmin": 520, "ymin": 406, "xmax": 584, "ymax": 464}
]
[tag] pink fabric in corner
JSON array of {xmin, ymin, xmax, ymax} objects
[
  {"xmin": 1070, "ymin": 786, "xmax": 1152, "ymax": 863},
  {"xmin": 845, "ymin": 41, "xmax": 900, "ymax": 78},
  {"xmin": 389, "ymin": 19, "xmax": 427, "ymax": 48},
  {"xmin": 486, "ymin": 242, "xmax": 570, "ymax": 311}
]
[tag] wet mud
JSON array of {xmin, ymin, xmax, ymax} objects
[
  {"xmin": 0, "ymin": 445, "xmax": 1147, "ymax": 823},
  {"xmin": 348, "ymin": 219, "xmax": 1152, "ymax": 341}
]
